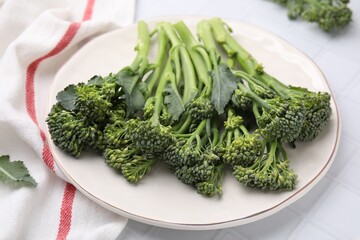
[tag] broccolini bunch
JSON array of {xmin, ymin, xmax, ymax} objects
[
  {"xmin": 273, "ymin": 0, "xmax": 352, "ymax": 32},
  {"xmin": 47, "ymin": 18, "xmax": 332, "ymax": 196}
]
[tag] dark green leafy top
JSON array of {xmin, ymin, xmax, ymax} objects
[{"xmin": 0, "ymin": 155, "xmax": 37, "ymax": 188}]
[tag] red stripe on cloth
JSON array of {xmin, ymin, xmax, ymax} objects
[
  {"xmin": 24, "ymin": 1, "xmax": 96, "ymax": 239},
  {"xmin": 54, "ymin": 1, "xmax": 96, "ymax": 239},
  {"xmin": 82, "ymin": 0, "xmax": 95, "ymax": 21},
  {"xmin": 56, "ymin": 183, "xmax": 77, "ymax": 240},
  {"xmin": 25, "ymin": 22, "xmax": 81, "ymax": 170},
  {"xmin": 25, "ymin": 22, "xmax": 80, "ymax": 124}
]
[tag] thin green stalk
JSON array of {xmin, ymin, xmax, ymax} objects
[
  {"xmin": 145, "ymin": 29, "xmax": 168, "ymax": 97},
  {"xmin": 159, "ymin": 22, "xmax": 198, "ymax": 105},
  {"xmin": 174, "ymin": 21, "xmax": 212, "ymax": 94},
  {"xmin": 130, "ymin": 21, "xmax": 151, "ymax": 71},
  {"xmin": 175, "ymin": 114, "xmax": 192, "ymax": 134},
  {"xmin": 237, "ymin": 82, "xmax": 269, "ymax": 110},
  {"xmin": 150, "ymin": 59, "xmax": 172, "ymax": 126},
  {"xmin": 209, "ymin": 18, "xmax": 291, "ymax": 96},
  {"xmin": 209, "ymin": 18, "xmax": 259, "ymax": 76},
  {"xmin": 197, "ymin": 20, "xmax": 220, "ymax": 81}
]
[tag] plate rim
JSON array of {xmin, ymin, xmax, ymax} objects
[{"xmin": 47, "ymin": 16, "xmax": 341, "ymax": 230}]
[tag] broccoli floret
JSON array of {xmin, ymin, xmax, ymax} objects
[
  {"xmin": 54, "ymin": 75, "xmax": 119, "ymax": 124},
  {"xmin": 220, "ymin": 108, "xmax": 263, "ymax": 167},
  {"xmin": 233, "ymin": 141, "xmax": 297, "ymax": 190},
  {"xmin": 174, "ymin": 161, "xmax": 214, "ymax": 185},
  {"xmin": 104, "ymin": 147, "xmax": 134, "ymax": 170},
  {"xmin": 126, "ymin": 60, "xmax": 176, "ymax": 155},
  {"xmin": 127, "ymin": 118, "xmax": 175, "ymax": 154},
  {"xmin": 121, "ymin": 156, "xmax": 156, "ymax": 183},
  {"xmin": 282, "ymin": 86, "xmax": 332, "ymax": 141},
  {"xmin": 46, "ymin": 104, "xmax": 102, "ymax": 157},
  {"xmin": 187, "ymin": 98, "xmax": 215, "ymax": 122},
  {"xmin": 236, "ymin": 82, "xmax": 306, "ymax": 143},
  {"xmin": 143, "ymin": 97, "xmax": 155, "ymax": 120},
  {"xmin": 74, "ymin": 80, "xmax": 118, "ymax": 122},
  {"xmin": 108, "ymin": 109, "xmax": 126, "ymax": 124},
  {"xmin": 274, "ymin": 0, "xmax": 352, "ymax": 31},
  {"xmin": 243, "ymin": 70, "xmax": 331, "ymax": 142},
  {"xmin": 103, "ymin": 146, "xmax": 156, "ymax": 183},
  {"xmin": 103, "ymin": 120, "xmax": 130, "ymax": 149},
  {"xmin": 166, "ymin": 119, "xmax": 223, "ymax": 196},
  {"xmin": 74, "ymin": 84, "xmax": 109, "ymax": 118},
  {"xmin": 103, "ymin": 114, "xmax": 158, "ymax": 184},
  {"xmin": 209, "ymin": 18, "xmax": 330, "ymax": 142},
  {"xmin": 167, "ymin": 119, "xmax": 208, "ymax": 168},
  {"xmin": 196, "ymin": 163, "xmax": 224, "ymax": 197},
  {"xmin": 232, "ymin": 89, "xmax": 253, "ymax": 111},
  {"xmin": 247, "ymin": 74, "xmax": 331, "ymax": 142}
]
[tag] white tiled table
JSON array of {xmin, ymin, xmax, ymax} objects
[{"xmin": 117, "ymin": 1, "xmax": 360, "ymax": 239}]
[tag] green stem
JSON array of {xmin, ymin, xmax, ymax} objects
[
  {"xmin": 145, "ymin": 29, "xmax": 168, "ymax": 97},
  {"xmin": 194, "ymin": 119, "xmax": 207, "ymax": 136},
  {"xmin": 211, "ymin": 126, "xmax": 220, "ymax": 146},
  {"xmin": 160, "ymin": 22, "xmax": 198, "ymax": 105},
  {"xmin": 234, "ymin": 129, "xmax": 241, "ymax": 138},
  {"xmin": 262, "ymin": 141, "xmax": 278, "ymax": 172},
  {"xmin": 130, "ymin": 21, "xmax": 151, "ymax": 71},
  {"xmin": 150, "ymin": 59, "xmax": 172, "ymax": 126},
  {"xmin": 217, "ymin": 129, "xmax": 228, "ymax": 147},
  {"xmin": 174, "ymin": 21, "xmax": 212, "ymax": 95},
  {"xmin": 278, "ymin": 142, "xmax": 288, "ymax": 161},
  {"xmin": 186, "ymin": 119, "xmax": 207, "ymax": 144},
  {"xmin": 200, "ymin": 134, "xmax": 209, "ymax": 148},
  {"xmin": 235, "ymin": 71, "xmax": 272, "ymax": 93},
  {"xmin": 209, "ymin": 18, "xmax": 292, "ymax": 97},
  {"xmin": 209, "ymin": 18, "xmax": 258, "ymax": 76},
  {"xmin": 180, "ymin": 47, "xmax": 198, "ymax": 104},
  {"xmin": 252, "ymin": 103, "xmax": 262, "ymax": 121},
  {"xmin": 197, "ymin": 20, "xmax": 218, "ymax": 55},
  {"xmin": 237, "ymin": 82, "xmax": 269, "ymax": 110},
  {"xmin": 197, "ymin": 20, "xmax": 220, "ymax": 76},
  {"xmin": 239, "ymin": 125, "xmax": 249, "ymax": 135},
  {"xmin": 257, "ymin": 73, "xmax": 289, "ymax": 97},
  {"xmin": 175, "ymin": 114, "xmax": 192, "ymax": 134},
  {"xmin": 226, "ymin": 130, "xmax": 233, "ymax": 147}
]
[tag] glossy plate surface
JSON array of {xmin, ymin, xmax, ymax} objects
[{"xmin": 47, "ymin": 16, "xmax": 340, "ymax": 230}]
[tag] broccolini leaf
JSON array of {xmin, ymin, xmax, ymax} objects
[
  {"xmin": 130, "ymin": 83, "xmax": 146, "ymax": 111},
  {"xmin": 116, "ymin": 67, "xmax": 138, "ymax": 93},
  {"xmin": 116, "ymin": 67, "xmax": 145, "ymax": 113},
  {"xmin": 164, "ymin": 81, "xmax": 185, "ymax": 121},
  {"xmin": 88, "ymin": 75, "xmax": 105, "ymax": 86},
  {"xmin": 56, "ymin": 84, "xmax": 76, "ymax": 111},
  {"xmin": 211, "ymin": 63, "xmax": 239, "ymax": 114},
  {"xmin": 0, "ymin": 155, "xmax": 37, "ymax": 187}
]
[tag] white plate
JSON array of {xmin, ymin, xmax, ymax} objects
[{"xmin": 47, "ymin": 16, "xmax": 340, "ymax": 230}]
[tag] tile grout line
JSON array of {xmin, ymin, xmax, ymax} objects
[{"xmin": 288, "ymin": 179, "xmax": 351, "ymax": 239}]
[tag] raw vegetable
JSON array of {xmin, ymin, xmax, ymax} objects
[
  {"xmin": 47, "ymin": 19, "xmax": 332, "ymax": 196},
  {"xmin": 273, "ymin": 0, "xmax": 352, "ymax": 32},
  {"xmin": 0, "ymin": 155, "xmax": 37, "ymax": 188}
]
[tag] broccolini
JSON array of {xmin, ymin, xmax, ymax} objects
[
  {"xmin": 274, "ymin": 0, "xmax": 352, "ymax": 31},
  {"xmin": 47, "ymin": 18, "xmax": 332, "ymax": 197}
]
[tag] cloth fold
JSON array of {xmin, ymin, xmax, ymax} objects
[{"xmin": 0, "ymin": 0, "xmax": 135, "ymax": 239}]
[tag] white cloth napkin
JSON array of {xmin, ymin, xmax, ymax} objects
[{"xmin": 0, "ymin": 0, "xmax": 135, "ymax": 239}]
